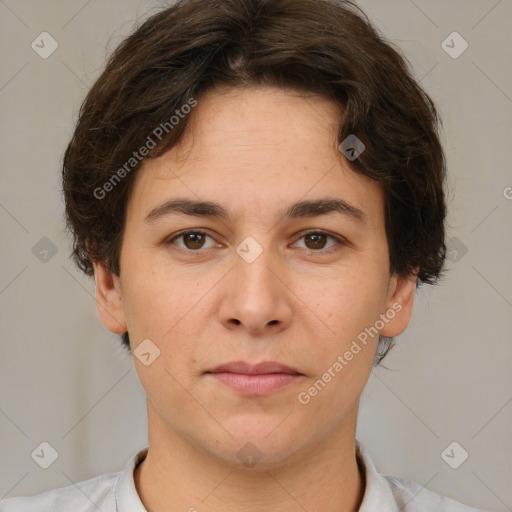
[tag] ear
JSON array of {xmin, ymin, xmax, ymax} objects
[
  {"xmin": 92, "ymin": 261, "xmax": 127, "ymax": 335},
  {"xmin": 379, "ymin": 272, "xmax": 417, "ymax": 337}
]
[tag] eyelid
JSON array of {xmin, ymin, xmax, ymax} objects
[
  {"xmin": 293, "ymin": 229, "xmax": 349, "ymax": 253},
  {"xmin": 165, "ymin": 229, "xmax": 220, "ymax": 253},
  {"xmin": 165, "ymin": 228, "xmax": 348, "ymax": 254}
]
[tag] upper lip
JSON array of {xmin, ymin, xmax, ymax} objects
[{"xmin": 206, "ymin": 361, "xmax": 302, "ymax": 375}]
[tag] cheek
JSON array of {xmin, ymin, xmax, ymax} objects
[
  {"xmin": 122, "ymin": 269, "xmax": 201, "ymax": 403},
  {"xmin": 296, "ymin": 270, "xmax": 387, "ymax": 397},
  {"xmin": 119, "ymin": 260, "xmax": 177, "ymax": 345},
  {"xmin": 298, "ymin": 279, "xmax": 382, "ymax": 409},
  {"xmin": 306, "ymin": 269, "xmax": 387, "ymax": 341}
]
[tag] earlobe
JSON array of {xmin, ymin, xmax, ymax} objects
[
  {"xmin": 379, "ymin": 272, "xmax": 417, "ymax": 338},
  {"xmin": 92, "ymin": 261, "xmax": 127, "ymax": 335}
]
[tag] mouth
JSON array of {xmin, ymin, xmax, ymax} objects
[
  {"xmin": 204, "ymin": 360, "xmax": 304, "ymax": 396},
  {"xmin": 205, "ymin": 360, "xmax": 302, "ymax": 375}
]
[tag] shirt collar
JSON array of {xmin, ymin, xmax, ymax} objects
[
  {"xmin": 356, "ymin": 440, "xmax": 400, "ymax": 511},
  {"xmin": 115, "ymin": 447, "xmax": 148, "ymax": 512},
  {"xmin": 115, "ymin": 441, "xmax": 397, "ymax": 511}
]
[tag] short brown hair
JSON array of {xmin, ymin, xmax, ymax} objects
[{"xmin": 62, "ymin": 0, "xmax": 447, "ymax": 363}]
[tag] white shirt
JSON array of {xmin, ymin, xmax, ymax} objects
[{"xmin": 0, "ymin": 442, "xmax": 486, "ymax": 511}]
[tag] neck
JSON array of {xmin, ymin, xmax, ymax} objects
[{"xmin": 134, "ymin": 407, "xmax": 365, "ymax": 512}]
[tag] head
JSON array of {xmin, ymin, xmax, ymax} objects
[{"xmin": 62, "ymin": 0, "xmax": 446, "ymax": 465}]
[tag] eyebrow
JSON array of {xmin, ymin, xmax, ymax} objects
[{"xmin": 145, "ymin": 197, "xmax": 367, "ymax": 224}]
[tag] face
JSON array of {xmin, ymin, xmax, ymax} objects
[{"xmin": 94, "ymin": 85, "xmax": 416, "ymax": 468}]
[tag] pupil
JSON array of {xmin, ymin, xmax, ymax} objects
[
  {"xmin": 186, "ymin": 233, "xmax": 204, "ymax": 249},
  {"xmin": 307, "ymin": 233, "xmax": 325, "ymax": 250}
]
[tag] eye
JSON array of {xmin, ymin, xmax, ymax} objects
[
  {"xmin": 166, "ymin": 230, "xmax": 218, "ymax": 252},
  {"xmin": 165, "ymin": 229, "xmax": 346, "ymax": 255},
  {"xmin": 292, "ymin": 230, "xmax": 345, "ymax": 254}
]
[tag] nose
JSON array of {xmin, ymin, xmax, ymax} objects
[{"xmin": 217, "ymin": 239, "xmax": 294, "ymax": 337}]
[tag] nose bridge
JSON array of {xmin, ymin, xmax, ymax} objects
[
  {"xmin": 234, "ymin": 232, "xmax": 281, "ymax": 303},
  {"xmin": 219, "ymin": 231, "xmax": 292, "ymax": 333}
]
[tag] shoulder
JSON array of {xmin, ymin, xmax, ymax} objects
[
  {"xmin": 384, "ymin": 474, "xmax": 487, "ymax": 512},
  {"xmin": 0, "ymin": 471, "xmax": 119, "ymax": 512},
  {"xmin": 355, "ymin": 441, "xmax": 488, "ymax": 512}
]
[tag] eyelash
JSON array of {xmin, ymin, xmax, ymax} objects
[{"xmin": 165, "ymin": 229, "xmax": 347, "ymax": 256}]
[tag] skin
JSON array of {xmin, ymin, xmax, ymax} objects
[{"xmin": 93, "ymin": 85, "xmax": 417, "ymax": 512}]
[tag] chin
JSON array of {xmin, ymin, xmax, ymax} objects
[{"xmin": 202, "ymin": 421, "xmax": 309, "ymax": 470}]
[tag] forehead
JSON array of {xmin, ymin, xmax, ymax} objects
[{"xmin": 126, "ymin": 85, "xmax": 384, "ymax": 229}]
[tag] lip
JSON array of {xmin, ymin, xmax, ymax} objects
[
  {"xmin": 204, "ymin": 361, "xmax": 304, "ymax": 396},
  {"xmin": 206, "ymin": 360, "xmax": 302, "ymax": 375}
]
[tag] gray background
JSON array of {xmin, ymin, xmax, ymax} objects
[{"xmin": 0, "ymin": 1, "xmax": 511, "ymax": 510}]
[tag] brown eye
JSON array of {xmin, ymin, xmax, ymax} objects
[
  {"xmin": 182, "ymin": 232, "xmax": 207, "ymax": 250},
  {"xmin": 167, "ymin": 230, "xmax": 216, "ymax": 252},
  {"xmin": 304, "ymin": 232, "xmax": 328, "ymax": 250},
  {"xmin": 293, "ymin": 230, "xmax": 344, "ymax": 253}
]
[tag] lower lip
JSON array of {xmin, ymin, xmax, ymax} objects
[{"xmin": 207, "ymin": 372, "xmax": 302, "ymax": 395}]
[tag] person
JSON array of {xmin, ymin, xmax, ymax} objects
[{"xmin": 0, "ymin": 0, "xmax": 487, "ymax": 510}]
